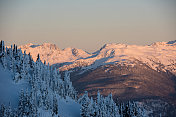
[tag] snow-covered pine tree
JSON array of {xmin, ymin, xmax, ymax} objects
[
  {"xmin": 88, "ymin": 97, "xmax": 96, "ymax": 117},
  {"xmin": 45, "ymin": 63, "xmax": 50, "ymax": 88},
  {"xmin": 2, "ymin": 50, "xmax": 7, "ymax": 69},
  {"xmin": 28, "ymin": 52, "xmax": 34, "ymax": 69},
  {"xmin": 0, "ymin": 41, "xmax": 5, "ymax": 59},
  {"xmin": 37, "ymin": 53, "xmax": 40, "ymax": 61},
  {"xmin": 20, "ymin": 57, "xmax": 26, "ymax": 80},
  {"xmin": 43, "ymin": 87, "xmax": 51, "ymax": 110},
  {"xmin": 57, "ymin": 77, "xmax": 65, "ymax": 98},
  {"xmin": 63, "ymin": 71, "xmax": 77, "ymax": 99},
  {"xmin": 0, "ymin": 104, "xmax": 6, "ymax": 117},
  {"xmin": 52, "ymin": 94, "xmax": 58, "ymax": 115},
  {"xmin": 118, "ymin": 101, "xmax": 147, "ymax": 117},
  {"xmin": 98, "ymin": 94, "xmax": 107, "ymax": 117},
  {"xmin": 79, "ymin": 91, "xmax": 91, "ymax": 117},
  {"xmin": 5, "ymin": 103, "xmax": 13, "ymax": 117},
  {"xmin": 0, "ymin": 41, "xmax": 3, "ymax": 55},
  {"xmin": 105, "ymin": 93, "xmax": 120, "ymax": 117},
  {"xmin": 13, "ymin": 46, "xmax": 24, "ymax": 82},
  {"xmin": 29, "ymin": 91, "xmax": 38, "ymax": 117},
  {"xmin": 23, "ymin": 50, "xmax": 30, "ymax": 80},
  {"xmin": 96, "ymin": 90, "xmax": 104, "ymax": 117},
  {"xmin": 9, "ymin": 45, "xmax": 15, "ymax": 73},
  {"xmin": 36, "ymin": 54, "xmax": 42, "ymax": 83},
  {"xmin": 18, "ymin": 90, "xmax": 25, "ymax": 116},
  {"xmin": 0, "ymin": 41, "xmax": 7, "ymax": 69},
  {"xmin": 17, "ymin": 90, "xmax": 38, "ymax": 117}
]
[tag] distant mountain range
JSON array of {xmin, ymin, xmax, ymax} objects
[{"xmin": 20, "ymin": 40, "xmax": 176, "ymax": 75}]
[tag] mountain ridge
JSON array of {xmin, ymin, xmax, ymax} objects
[
  {"xmin": 19, "ymin": 41, "xmax": 176, "ymax": 75},
  {"xmin": 60, "ymin": 41, "xmax": 176, "ymax": 75}
]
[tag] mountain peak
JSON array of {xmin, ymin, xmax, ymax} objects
[
  {"xmin": 99, "ymin": 43, "xmax": 126, "ymax": 50},
  {"xmin": 41, "ymin": 43, "xmax": 59, "ymax": 50},
  {"xmin": 21, "ymin": 43, "xmax": 59, "ymax": 49},
  {"xmin": 41, "ymin": 43, "xmax": 55, "ymax": 46},
  {"xmin": 93, "ymin": 43, "xmax": 127, "ymax": 55},
  {"xmin": 20, "ymin": 43, "xmax": 91, "ymax": 65}
]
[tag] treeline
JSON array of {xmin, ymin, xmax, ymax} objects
[{"xmin": 79, "ymin": 91, "xmax": 146, "ymax": 117}]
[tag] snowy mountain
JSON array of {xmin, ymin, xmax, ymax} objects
[
  {"xmin": 19, "ymin": 41, "xmax": 176, "ymax": 75},
  {"xmin": 60, "ymin": 41, "xmax": 176, "ymax": 75},
  {"xmin": 19, "ymin": 43, "xmax": 90, "ymax": 65}
]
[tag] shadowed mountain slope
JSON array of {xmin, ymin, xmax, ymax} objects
[{"xmin": 70, "ymin": 61, "xmax": 176, "ymax": 104}]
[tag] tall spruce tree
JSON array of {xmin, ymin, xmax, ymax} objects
[{"xmin": 79, "ymin": 91, "xmax": 91, "ymax": 117}]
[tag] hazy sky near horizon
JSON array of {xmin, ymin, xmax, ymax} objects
[{"xmin": 0, "ymin": 0, "xmax": 176, "ymax": 52}]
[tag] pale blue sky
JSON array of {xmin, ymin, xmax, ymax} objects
[{"xmin": 0, "ymin": 0, "xmax": 176, "ymax": 52}]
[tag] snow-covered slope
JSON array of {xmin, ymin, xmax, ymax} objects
[
  {"xmin": 38, "ymin": 97, "xmax": 81, "ymax": 117},
  {"xmin": 19, "ymin": 43, "xmax": 91, "ymax": 65},
  {"xmin": 0, "ymin": 64, "xmax": 81, "ymax": 116},
  {"xmin": 0, "ymin": 65, "xmax": 29, "ymax": 108}
]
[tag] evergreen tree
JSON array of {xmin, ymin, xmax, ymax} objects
[
  {"xmin": 29, "ymin": 91, "xmax": 38, "ymax": 117},
  {"xmin": 23, "ymin": 51, "xmax": 30, "ymax": 80},
  {"xmin": 88, "ymin": 97, "xmax": 96, "ymax": 117},
  {"xmin": 105, "ymin": 93, "xmax": 119, "ymax": 117},
  {"xmin": 52, "ymin": 94, "xmax": 58, "ymax": 115},
  {"xmin": 20, "ymin": 58, "xmax": 26, "ymax": 79},
  {"xmin": 28, "ymin": 52, "xmax": 34, "ymax": 69},
  {"xmin": 79, "ymin": 91, "xmax": 90, "ymax": 117},
  {"xmin": 9, "ymin": 48, "xmax": 15, "ymax": 73},
  {"xmin": 0, "ymin": 41, "xmax": 7, "ymax": 69},
  {"xmin": 118, "ymin": 101, "xmax": 147, "ymax": 117},
  {"xmin": 0, "ymin": 41, "xmax": 3, "ymax": 54},
  {"xmin": 13, "ymin": 72, "xmax": 20, "ymax": 83},
  {"xmin": 37, "ymin": 54, "xmax": 40, "ymax": 61},
  {"xmin": 63, "ymin": 71, "xmax": 77, "ymax": 99},
  {"xmin": 0, "ymin": 41, "xmax": 5, "ymax": 58},
  {"xmin": 0, "ymin": 104, "xmax": 6, "ymax": 117},
  {"xmin": 5, "ymin": 103, "xmax": 13, "ymax": 117},
  {"xmin": 2, "ymin": 51, "xmax": 7, "ymax": 69},
  {"xmin": 18, "ymin": 90, "xmax": 25, "ymax": 116}
]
